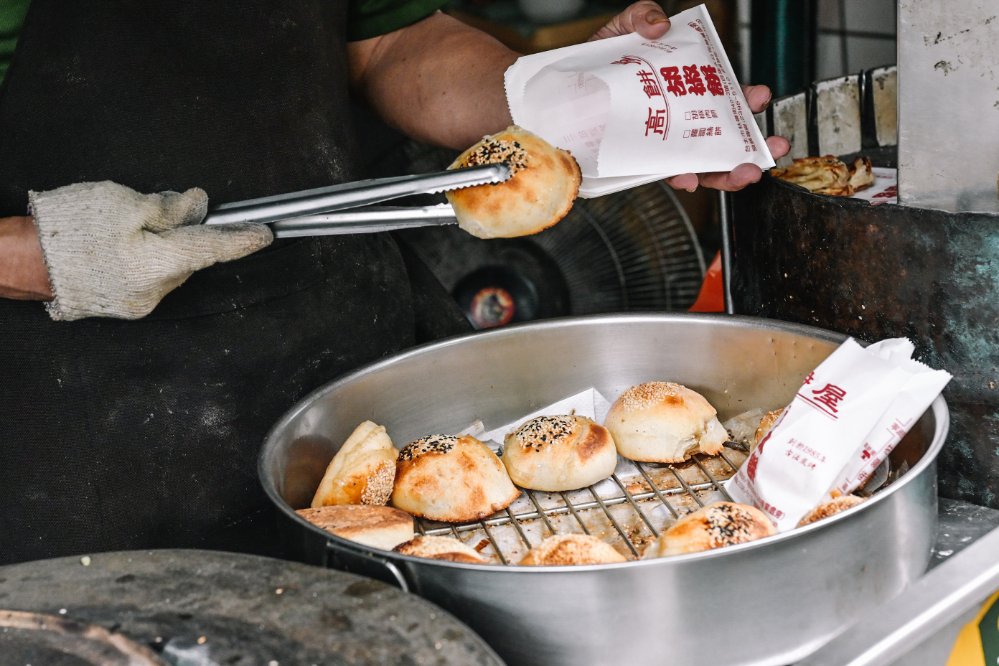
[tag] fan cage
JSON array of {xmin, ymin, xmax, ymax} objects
[{"xmin": 392, "ymin": 139, "xmax": 708, "ymax": 318}]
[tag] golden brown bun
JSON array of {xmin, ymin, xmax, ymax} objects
[
  {"xmin": 752, "ymin": 408, "xmax": 785, "ymax": 452},
  {"xmin": 295, "ymin": 505, "xmax": 414, "ymax": 551},
  {"xmin": 445, "ymin": 125, "xmax": 581, "ymax": 239},
  {"xmin": 772, "ymin": 155, "xmax": 849, "ymax": 192},
  {"xmin": 604, "ymin": 382, "xmax": 728, "ymax": 463},
  {"xmin": 393, "ymin": 535, "xmax": 489, "ymax": 564},
  {"xmin": 502, "ymin": 415, "xmax": 618, "ymax": 491},
  {"xmin": 391, "ymin": 434, "xmax": 521, "ymax": 523},
  {"xmin": 519, "ymin": 534, "xmax": 627, "ymax": 566},
  {"xmin": 643, "ymin": 502, "xmax": 776, "ymax": 557},
  {"xmin": 797, "ymin": 495, "xmax": 866, "ymax": 527},
  {"xmin": 311, "ymin": 420, "xmax": 397, "ymax": 508},
  {"xmin": 771, "ymin": 154, "xmax": 875, "ymax": 196}
]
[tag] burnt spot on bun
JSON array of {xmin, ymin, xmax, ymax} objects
[{"xmin": 576, "ymin": 424, "xmax": 610, "ymax": 463}]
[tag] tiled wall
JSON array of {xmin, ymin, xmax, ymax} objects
[{"xmin": 735, "ymin": 0, "xmax": 896, "ymax": 83}]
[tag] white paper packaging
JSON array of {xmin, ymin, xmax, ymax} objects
[
  {"xmin": 505, "ymin": 4, "xmax": 774, "ymax": 198},
  {"xmin": 726, "ymin": 338, "xmax": 951, "ymax": 531}
]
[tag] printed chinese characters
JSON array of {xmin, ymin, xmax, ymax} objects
[{"xmin": 611, "ymin": 55, "xmax": 728, "ymax": 141}]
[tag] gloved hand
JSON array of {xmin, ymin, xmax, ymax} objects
[{"xmin": 29, "ymin": 181, "xmax": 273, "ymax": 321}]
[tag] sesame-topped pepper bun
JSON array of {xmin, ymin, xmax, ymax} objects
[
  {"xmin": 502, "ymin": 415, "xmax": 618, "ymax": 491},
  {"xmin": 445, "ymin": 125, "xmax": 581, "ymax": 239},
  {"xmin": 604, "ymin": 381, "xmax": 728, "ymax": 463},
  {"xmin": 643, "ymin": 502, "xmax": 776, "ymax": 558},
  {"xmin": 391, "ymin": 434, "xmax": 520, "ymax": 523},
  {"xmin": 519, "ymin": 534, "xmax": 627, "ymax": 566}
]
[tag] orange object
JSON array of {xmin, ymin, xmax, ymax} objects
[{"xmin": 689, "ymin": 251, "xmax": 725, "ymax": 312}]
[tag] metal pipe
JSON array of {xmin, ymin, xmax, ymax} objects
[{"xmin": 750, "ymin": 0, "xmax": 816, "ymax": 98}]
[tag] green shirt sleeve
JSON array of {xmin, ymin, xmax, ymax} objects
[
  {"xmin": 0, "ymin": 0, "xmax": 31, "ymax": 85},
  {"xmin": 0, "ymin": 1, "xmax": 449, "ymax": 85},
  {"xmin": 347, "ymin": 0, "xmax": 452, "ymax": 41}
]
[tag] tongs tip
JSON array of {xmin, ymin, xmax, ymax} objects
[{"xmin": 492, "ymin": 162, "xmax": 513, "ymax": 182}]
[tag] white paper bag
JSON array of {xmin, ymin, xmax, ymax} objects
[
  {"xmin": 505, "ymin": 4, "xmax": 774, "ymax": 197},
  {"xmin": 726, "ymin": 338, "xmax": 951, "ymax": 531}
]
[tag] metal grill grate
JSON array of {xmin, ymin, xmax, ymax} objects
[{"xmin": 414, "ymin": 445, "xmax": 750, "ymax": 565}]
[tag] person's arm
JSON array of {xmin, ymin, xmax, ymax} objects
[
  {"xmin": 0, "ymin": 215, "xmax": 53, "ymax": 300},
  {"xmin": 0, "ymin": 184, "xmax": 272, "ymax": 319},
  {"xmin": 347, "ymin": 3, "xmax": 674, "ymax": 150},
  {"xmin": 348, "ymin": 2, "xmax": 788, "ymax": 190},
  {"xmin": 347, "ymin": 11, "xmax": 517, "ymax": 150}
]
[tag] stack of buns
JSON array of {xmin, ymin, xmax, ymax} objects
[
  {"xmin": 771, "ymin": 155, "xmax": 875, "ymax": 197},
  {"xmin": 502, "ymin": 415, "xmax": 618, "ymax": 491},
  {"xmin": 297, "ymin": 378, "xmax": 870, "ymax": 566},
  {"xmin": 604, "ymin": 381, "xmax": 728, "ymax": 463}
]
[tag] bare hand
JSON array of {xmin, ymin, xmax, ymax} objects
[
  {"xmin": 588, "ymin": 1, "xmax": 671, "ymax": 42},
  {"xmin": 667, "ymin": 84, "xmax": 790, "ymax": 192},
  {"xmin": 589, "ymin": 3, "xmax": 791, "ymax": 193}
]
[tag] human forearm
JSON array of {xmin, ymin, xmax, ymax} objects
[
  {"xmin": 348, "ymin": 12, "xmax": 518, "ymax": 150},
  {"xmin": 0, "ymin": 215, "xmax": 53, "ymax": 300},
  {"xmin": 348, "ymin": 3, "xmax": 789, "ymax": 190}
]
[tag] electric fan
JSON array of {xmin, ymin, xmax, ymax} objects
[{"xmin": 391, "ymin": 140, "xmax": 707, "ymax": 329}]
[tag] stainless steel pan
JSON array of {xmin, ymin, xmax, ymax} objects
[{"xmin": 259, "ymin": 314, "xmax": 949, "ymax": 666}]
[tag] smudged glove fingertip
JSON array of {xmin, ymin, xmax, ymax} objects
[
  {"xmin": 228, "ymin": 223, "xmax": 275, "ymax": 257},
  {"xmin": 251, "ymin": 223, "xmax": 275, "ymax": 246}
]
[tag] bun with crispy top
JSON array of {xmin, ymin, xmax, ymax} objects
[
  {"xmin": 391, "ymin": 434, "xmax": 520, "ymax": 523},
  {"xmin": 502, "ymin": 415, "xmax": 617, "ymax": 491},
  {"xmin": 519, "ymin": 534, "xmax": 627, "ymax": 566},
  {"xmin": 604, "ymin": 381, "xmax": 728, "ymax": 463},
  {"xmin": 643, "ymin": 501, "xmax": 776, "ymax": 557},
  {"xmin": 446, "ymin": 125, "xmax": 581, "ymax": 239}
]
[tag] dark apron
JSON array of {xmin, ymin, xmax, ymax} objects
[{"xmin": 0, "ymin": 1, "xmax": 469, "ymax": 564}]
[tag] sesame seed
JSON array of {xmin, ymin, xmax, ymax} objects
[
  {"xmin": 704, "ymin": 503, "xmax": 758, "ymax": 546},
  {"xmin": 399, "ymin": 434, "xmax": 457, "ymax": 461},
  {"xmin": 511, "ymin": 415, "xmax": 578, "ymax": 451},
  {"xmin": 460, "ymin": 137, "xmax": 529, "ymax": 176},
  {"xmin": 617, "ymin": 381, "xmax": 685, "ymax": 411}
]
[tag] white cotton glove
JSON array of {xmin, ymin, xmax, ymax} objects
[{"xmin": 29, "ymin": 181, "xmax": 274, "ymax": 321}]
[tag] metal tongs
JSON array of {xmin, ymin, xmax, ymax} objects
[{"xmin": 203, "ymin": 163, "xmax": 511, "ymax": 238}]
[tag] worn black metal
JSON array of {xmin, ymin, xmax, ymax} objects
[
  {"xmin": 0, "ymin": 550, "xmax": 503, "ymax": 665},
  {"xmin": 729, "ymin": 171, "xmax": 999, "ymax": 510}
]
